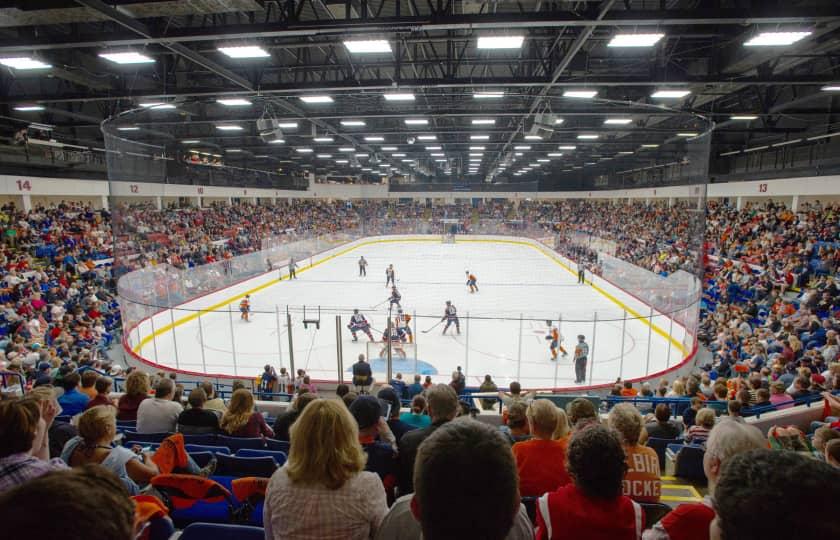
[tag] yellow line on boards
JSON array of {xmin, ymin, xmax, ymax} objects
[
  {"xmin": 660, "ymin": 495, "xmax": 703, "ymax": 503},
  {"xmin": 132, "ymin": 236, "xmax": 685, "ymax": 357}
]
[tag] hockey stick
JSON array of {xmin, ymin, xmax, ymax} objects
[
  {"xmin": 422, "ymin": 320, "xmax": 444, "ymax": 333},
  {"xmin": 372, "ymin": 298, "xmax": 390, "ymax": 308}
]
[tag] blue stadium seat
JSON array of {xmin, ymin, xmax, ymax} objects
[
  {"xmin": 122, "ymin": 431, "xmax": 169, "ymax": 444},
  {"xmin": 264, "ymin": 439, "xmax": 290, "ymax": 453},
  {"xmin": 178, "ymin": 523, "xmax": 264, "ymax": 540},
  {"xmin": 188, "ymin": 451, "xmax": 215, "ymax": 469},
  {"xmin": 182, "ymin": 433, "xmax": 221, "ymax": 446},
  {"xmin": 214, "ymin": 454, "xmax": 278, "ymax": 478},
  {"xmin": 217, "ymin": 435, "xmax": 266, "ymax": 451},
  {"xmin": 185, "ymin": 444, "xmax": 231, "ymax": 455},
  {"xmin": 639, "ymin": 502, "xmax": 671, "ymax": 529},
  {"xmin": 674, "ymin": 445, "xmax": 708, "ymax": 483},
  {"xmin": 647, "ymin": 437, "xmax": 683, "ymax": 471},
  {"xmin": 235, "ymin": 448, "xmax": 287, "ymax": 465}
]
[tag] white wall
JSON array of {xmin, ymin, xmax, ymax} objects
[{"xmin": 1, "ymin": 173, "xmax": 839, "ymax": 204}]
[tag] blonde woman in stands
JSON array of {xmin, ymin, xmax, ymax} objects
[
  {"xmin": 220, "ymin": 388, "xmax": 274, "ymax": 438},
  {"xmin": 264, "ymin": 399, "xmax": 388, "ymax": 539},
  {"xmin": 551, "ymin": 407, "xmax": 571, "ymax": 447},
  {"xmin": 513, "ymin": 400, "xmax": 570, "ymax": 497}
]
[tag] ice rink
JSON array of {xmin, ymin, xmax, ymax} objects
[{"xmin": 130, "ymin": 236, "xmax": 690, "ymax": 388}]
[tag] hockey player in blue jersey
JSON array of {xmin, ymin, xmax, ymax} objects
[
  {"xmin": 389, "ymin": 286, "xmax": 402, "ymax": 308},
  {"xmin": 379, "ymin": 326, "xmax": 407, "ymax": 358},
  {"xmin": 347, "ymin": 309, "xmax": 375, "ymax": 342},
  {"xmin": 441, "ymin": 300, "xmax": 460, "ymax": 335}
]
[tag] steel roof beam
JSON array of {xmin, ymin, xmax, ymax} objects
[{"xmin": 2, "ymin": 8, "xmax": 839, "ymax": 53}]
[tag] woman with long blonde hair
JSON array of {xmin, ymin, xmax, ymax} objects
[
  {"xmin": 220, "ymin": 388, "xmax": 274, "ymax": 438},
  {"xmin": 264, "ymin": 399, "xmax": 387, "ymax": 539}
]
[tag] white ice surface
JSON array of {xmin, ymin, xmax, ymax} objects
[{"xmin": 132, "ymin": 237, "xmax": 688, "ymax": 388}]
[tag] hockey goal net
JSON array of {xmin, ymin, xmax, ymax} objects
[
  {"xmin": 440, "ymin": 218, "xmax": 460, "ymax": 243},
  {"xmin": 366, "ymin": 341, "xmax": 418, "ymax": 362}
]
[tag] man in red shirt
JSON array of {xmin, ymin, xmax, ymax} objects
[
  {"xmin": 512, "ymin": 400, "xmax": 570, "ymax": 497},
  {"xmin": 642, "ymin": 420, "xmax": 765, "ymax": 540}
]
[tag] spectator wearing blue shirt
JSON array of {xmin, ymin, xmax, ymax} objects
[
  {"xmin": 406, "ymin": 375, "xmax": 423, "ymax": 399},
  {"xmin": 57, "ymin": 372, "xmax": 89, "ymax": 416},
  {"xmin": 377, "ymin": 387, "xmax": 416, "ymax": 443},
  {"xmin": 389, "ymin": 373, "xmax": 407, "ymax": 399}
]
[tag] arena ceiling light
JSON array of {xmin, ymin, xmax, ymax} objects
[
  {"xmin": 405, "ymin": 118, "xmax": 428, "ymax": 125},
  {"xmin": 355, "ymin": 153, "xmax": 368, "ymax": 157},
  {"xmin": 341, "ymin": 120, "xmax": 366, "ymax": 126},
  {"xmin": 604, "ymin": 118, "xmax": 633, "ymax": 125},
  {"xmin": 426, "ymin": 146, "xmax": 442, "ymax": 150},
  {"xmin": 335, "ymin": 159, "xmax": 349, "ymax": 164},
  {"xmin": 473, "ymin": 91, "xmax": 505, "ymax": 99},
  {"xmin": 392, "ymin": 153, "xmax": 406, "ymax": 157},
  {"xmin": 430, "ymin": 153, "xmax": 445, "ymax": 157},
  {"xmin": 822, "ymin": 85, "xmax": 840, "ymax": 92},
  {"xmin": 477, "ymin": 36, "xmax": 524, "ymax": 49},
  {"xmin": 547, "ymin": 152, "xmax": 564, "ymax": 157},
  {"xmin": 514, "ymin": 152, "xmax": 523, "ymax": 156},
  {"xmin": 558, "ymin": 145, "xmax": 576, "ymax": 150},
  {"xmin": 469, "ymin": 146, "xmax": 485, "ymax": 151},
  {"xmin": 0, "ymin": 57, "xmax": 52, "ymax": 70},
  {"xmin": 731, "ymin": 115, "xmax": 759, "ymax": 121},
  {"xmin": 383, "ymin": 93, "xmax": 415, "ymax": 101},
  {"xmin": 640, "ymin": 144, "xmax": 660, "ymax": 148},
  {"xmin": 469, "ymin": 153, "xmax": 484, "ymax": 157},
  {"xmin": 434, "ymin": 159, "xmax": 447, "ymax": 162},
  {"xmin": 677, "ymin": 132, "xmax": 699, "ymax": 137},
  {"xmin": 99, "ymin": 51, "xmax": 155, "ymax": 64},
  {"xmin": 14, "ymin": 105, "xmax": 44, "ymax": 111},
  {"xmin": 277, "ymin": 122, "xmax": 298, "ymax": 129},
  {"xmin": 364, "ymin": 136, "xmax": 385, "ymax": 142},
  {"xmin": 577, "ymin": 134, "xmax": 599, "ymax": 140},
  {"xmin": 554, "ymin": 118, "xmax": 565, "ymax": 125},
  {"xmin": 343, "ymin": 39, "xmax": 392, "ymax": 54},
  {"xmin": 217, "ymin": 46, "xmax": 270, "ymax": 58},
  {"xmin": 401, "ymin": 159, "xmax": 415, "ymax": 162},
  {"xmin": 524, "ymin": 135, "xmax": 542, "ymax": 140},
  {"xmin": 268, "ymin": 139, "xmax": 285, "ymax": 144},
  {"xmin": 339, "ymin": 147, "xmax": 355, "ymax": 152},
  {"xmin": 300, "ymin": 95, "xmax": 334, "ymax": 104},
  {"xmin": 514, "ymin": 145, "xmax": 531, "ymax": 150},
  {"xmin": 417, "ymin": 135, "xmax": 437, "ymax": 141},
  {"xmin": 618, "ymin": 151, "xmax": 635, "ymax": 155},
  {"xmin": 470, "ymin": 135, "xmax": 489, "ymax": 140},
  {"xmin": 216, "ymin": 125, "xmax": 243, "ymax": 131},
  {"xmin": 381, "ymin": 146, "xmax": 398, "ymax": 151},
  {"xmin": 607, "ymin": 33, "xmax": 665, "ymax": 48},
  {"xmin": 651, "ymin": 89, "xmax": 691, "ymax": 99},
  {"xmin": 226, "ymin": 148, "xmax": 243, "ymax": 153},
  {"xmin": 181, "ymin": 139, "xmax": 200, "ymax": 144},
  {"xmin": 295, "ymin": 147, "xmax": 314, "ymax": 153},
  {"xmin": 536, "ymin": 159, "xmax": 550, "ymax": 163},
  {"xmin": 217, "ymin": 98, "xmax": 252, "ymax": 106},
  {"xmin": 563, "ymin": 90, "xmax": 597, "ymax": 99},
  {"xmin": 744, "ymin": 31, "xmax": 812, "ymax": 47},
  {"xmin": 316, "ymin": 154, "xmax": 332, "ymax": 158},
  {"xmin": 472, "ymin": 119, "xmax": 496, "ymax": 125},
  {"xmin": 116, "ymin": 126, "xmax": 140, "ymax": 131}
]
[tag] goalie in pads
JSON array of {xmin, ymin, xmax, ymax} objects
[
  {"xmin": 348, "ymin": 309, "xmax": 374, "ymax": 342},
  {"xmin": 379, "ymin": 326, "xmax": 407, "ymax": 359},
  {"xmin": 395, "ymin": 308, "xmax": 413, "ymax": 344}
]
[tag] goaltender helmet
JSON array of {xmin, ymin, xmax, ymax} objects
[
  {"xmin": 353, "ymin": 309, "xmax": 359, "ymax": 314},
  {"xmin": 446, "ymin": 300, "xmax": 451, "ymax": 305}
]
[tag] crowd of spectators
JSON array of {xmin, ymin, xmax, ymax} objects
[{"xmin": 0, "ymin": 195, "xmax": 838, "ymax": 539}]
